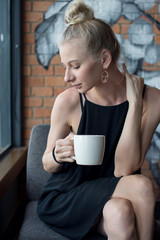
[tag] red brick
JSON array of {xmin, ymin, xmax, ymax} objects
[
  {"xmin": 154, "ymin": 13, "xmax": 160, "ymax": 22},
  {"xmin": 44, "ymin": 119, "xmax": 50, "ymax": 124},
  {"xmin": 153, "ymin": 24, "xmax": 160, "ymax": 34},
  {"xmin": 24, "ymin": 87, "xmax": 31, "ymax": 97},
  {"xmin": 33, "ymin": 108, "xmax": 52, "ymax": 118},
  {"xmin": 50, "ymin": 55, "xmax": 61, "ymax": 65},
  {"xmin": 23, "ymin": 44, "xmax": 31, "ymax": 54},
  {"xmin": 23, "ymin": 129, "xmax": 32, "ymax": 139},
  {"xmin": 143, "ymin": 61, "xmax": 160, "ymax": 68},
  {"xmin": 31, "ymin": 22, "xmax": 39, "ymax": 33},
  {"xmin": 23, "ymin": 140, "xmax": 28, "ymax": 146},
  {"xmin": 23, "ymin": 23, "xmax": 31, "ymax": 33},
  {"xmin": 32, "ymin": 87, "xmax": 53, "ymax": 96},
  {"xmin": 43, "ymin": 97, "xmax": 55, "ymax": 107},
  {"xmin": 155, "ymin": 36, "xmax": 160, "ymax": 45},
  {"xmin": 24, "ymin": 97, "xmax": 43, "ymax": 107},
  {"xmin": 23, "ymin": 1, "xmax": 32, "ymax": 11},
  {"xmin": 44, "ymin": 118, "xmax": 51, "ymax": 124},
  {"xmin": 23, "ymin": 12, "xmax": 43, "ymax": 22},
  {"xmin": 31, "ymin": 44, "xmax": 36, "ymax": 54},
  {"xmin": 143, "ymin": 65, "xmax": 160, "ymax": 71},
  {"xmin": 141, "ymin": 15, "xmax": 153, "ymax": 25},
  {"xmin": 112, "ymin": 24, "xmax": 120, "ymax": 34},
  {"xmin": 45, "ymin": 76, "xmax": 65, "ymax": 86},
  {"xmin": 23, "ymin": 33, "xmax": 35, "ymax": 44},
  {"xmin": 24, "ymin": 108, "xmax": 32, "ymax": 118},
  {"xmin": 121, "ymin": 24, "xmax": 130, "ymax": 35},
  {"xmin": 33, "ymin": 1, "xmax": 52, "ymax": 11},
  {"xmin": 118, "ymin": 16, "xmax": 129, "ymax": 24},
  {"xmin": 123, "ymin": 35, "xmax": 128, "ymax": 40},
  {"xmin": 24, "ymin": 118, "xmax": 43, "ymax": 128},
  {"xmin": 24, "ymin": 77, "xmax": 44, "ymax": 87},
  {"xmin": 54, "ymin": 87, "xmax": 66, "ymax": 96},
  {"xmin": 23, "ymin": 66, "xmax": 31, "ymax": 76},
  {"xmin": 23, "ymin": 54, "xmax": 39, "ymax": 65},
  {"xmin": 32, "ymin": 65, "xmax": 53, "ymax": 76},
  {"xmin": 146, "ymin": 3, "xmax": 158, "ymax": 14},
  {"xmin": 54, "ymin": 65, "xmax": 65, "ymax": 75}
]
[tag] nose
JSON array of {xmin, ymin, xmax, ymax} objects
[{"xmin": 64, "ymin": 68, "xmax": 74, "ymax": 83}]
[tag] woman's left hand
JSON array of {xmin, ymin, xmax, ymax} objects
[{"xmin": 122, "ymin": 63, "xmax": 144, "ymax": 106}]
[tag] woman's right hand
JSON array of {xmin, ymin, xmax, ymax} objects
[
  {"xmin": 122, "ymin": 63, "xmax": 144, "ymax": 107},
  {"xmin": 54, "ymin": 132, "xmax": 76, "ymax": 164}
]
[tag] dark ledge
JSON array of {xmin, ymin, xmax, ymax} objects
[{"xmin": 0, "ymin": 147, "xmax": 27, "ymax": 199}]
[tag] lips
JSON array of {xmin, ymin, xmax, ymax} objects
[{"xmin": 72, "ymin": 83, "xmax": 82, "ymax": 89}]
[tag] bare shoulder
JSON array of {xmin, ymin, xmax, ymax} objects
[
  {"xmin": 52, "ymin": 88, "xmax": 80, "ymax": 115},
  {"xmin": 146, "ymin": 85, "xmax": 160, "ymax": 97},
  {"xmin": 144, "ymin": 85, "xmax": 160, "ymax": 105},
  {"xmin": 143, "ymin": 85, "xmax": 160, "ymax": 119}
]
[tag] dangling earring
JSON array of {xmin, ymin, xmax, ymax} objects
[{"xmin": 101, "ymin": 69, "xmax": 109, "ymax": 84}]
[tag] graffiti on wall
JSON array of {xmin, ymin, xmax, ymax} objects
[{"xmin": 35, "ymin": 0, "xmax": 160, "ymax": 163}]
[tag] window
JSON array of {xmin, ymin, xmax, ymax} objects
[
  {"xmin": 0, "ymin": 0, "xmax": 11, "ymax": 154},
  {"xmin": 0, "ymin": 0, "xmax": 21, "ymax": 156}
]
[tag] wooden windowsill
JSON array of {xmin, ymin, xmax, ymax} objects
[{"xmin": 0, "ymin": 147, "xmax": 27, "ymax": 199}]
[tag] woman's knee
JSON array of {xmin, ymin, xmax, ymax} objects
[
  {"xmin": 103, "ymin": 198, "xmax": 134, "ymax": 223},
  {"xmin": 101, "ymin": 198, "xmax": 135, "ymax": 238},
  {"xmin": 131, "ymin": 175, "xmax": 156, "ymax": 203}
]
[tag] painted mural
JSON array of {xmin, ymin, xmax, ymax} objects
[{"xmin": 35, "ymin": 0, "xmax": 160, "ymax": 183}]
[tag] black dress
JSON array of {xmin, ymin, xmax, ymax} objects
[{"xmin": 37, "ymin": 94, "xmax": 131, "ymax": 240}]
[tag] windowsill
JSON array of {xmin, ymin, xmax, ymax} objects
[{"xmin": 0, "ymin": 147, "xmax": 27, "ymax": 199}]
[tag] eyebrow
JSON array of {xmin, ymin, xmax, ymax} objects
[{"xmin": 61, "ymin": 59, "xmax": 84, "ymax": 65}]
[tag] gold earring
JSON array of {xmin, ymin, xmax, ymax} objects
[{"xmin": 101, "ymin": 69, "xmax": 109, "ymax": 84}]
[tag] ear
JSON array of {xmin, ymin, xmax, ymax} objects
[{"xmin": 100, "ymin": 49, "xmax": 112, "ymax": 69}]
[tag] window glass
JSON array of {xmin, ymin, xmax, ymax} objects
[{"xmin": 0, "ymin": 0, "xmax": 11, "ymax": 154}]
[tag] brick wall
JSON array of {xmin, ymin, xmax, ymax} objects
[
  {"xmin": 22, "ymin": 0, "xmax": 160, "ymax": 198},
  {"xmin": 22, "ymin": 0, "xmax": 66, "ymax": 144}
]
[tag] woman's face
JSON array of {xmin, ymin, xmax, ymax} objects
[{"xmin": 59, "ymin": 38, "xmax": 103, "ymax": 93}]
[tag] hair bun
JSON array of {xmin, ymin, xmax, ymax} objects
[{"xmin": 65, "ymin": 0, "xmax": 95, "ymax": 25}]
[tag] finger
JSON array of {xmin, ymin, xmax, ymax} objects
[
  {"xmin": 67, "ymin": 132, "xmax": 74, "ymax": 137},
  {"xmin": 122, "ymin": 63, "xmax": 130, "ymax": 77},
  {"xmin": 67, "ymin": 132, "xmax": 75, "ymax": 141}
]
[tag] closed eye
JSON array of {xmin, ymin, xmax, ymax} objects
[{"xmin": 73, "ymin": 65, "xmax": 80, "ymax": 69}]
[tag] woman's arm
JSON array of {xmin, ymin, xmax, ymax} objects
[
  {"xmin": 42, "ymin": 89, "xmax": 79, "ymax": 173},
  {"xmin": 114, "ymin": 64, "xmax": 160, "ymax": 177}
]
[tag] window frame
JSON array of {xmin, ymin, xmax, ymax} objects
[
  {"xmin": 11, "ymin": 0, "xmax": 22, "ymax": 147},
  {"xmin": 0, "ymin": 0, "xmax": 21, "ymax": 158}
]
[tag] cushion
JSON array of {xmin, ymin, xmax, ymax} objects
[
  {"xmin": 18, "ymin": 201, "xmax": 70, "ymax": 240},
  {"xmin": 26, "ymin": 124, "xmax": 50, "ymax": 201}
]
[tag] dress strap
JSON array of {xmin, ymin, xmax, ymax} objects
[
  {"xmin": 142, "ymin": 84, "xmax": 146, "ymax": 98},
  {"xmin": 83, "ymin": 93, "xmax": 87, "ymax": 100},
  {"xmin": 79, "ymin": 93, "xmax": 84, "ymax": 112}
]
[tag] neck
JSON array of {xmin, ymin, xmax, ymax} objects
[{"xmin": 87, "ymin": 64, "xmax": 126, "ymax": 106}]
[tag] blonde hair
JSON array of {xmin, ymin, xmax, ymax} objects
[{"xmin": 61, "ymin": 0, "xmax": 120, "ymax": 63}]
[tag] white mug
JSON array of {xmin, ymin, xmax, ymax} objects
[{"xmin": 72, "ymin": 135, "xmax": 105, "ymax": 165}]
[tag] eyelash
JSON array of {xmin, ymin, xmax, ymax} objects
[
  {"xmin": 73, "ymin": 65, "xmax": 80, "ymax": 69},
  {"xmin": 63, "ymin": 65, "xmax": 80, "ymax": 70}
]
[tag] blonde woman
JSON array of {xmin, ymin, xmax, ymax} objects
[{"xmin": 37, "ymin": 1, "xmax": 160, "ymax": 239}]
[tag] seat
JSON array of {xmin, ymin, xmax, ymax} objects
[{"xmin": 18, "ymin": 124, "xmax": 106, "ymax": 240}]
